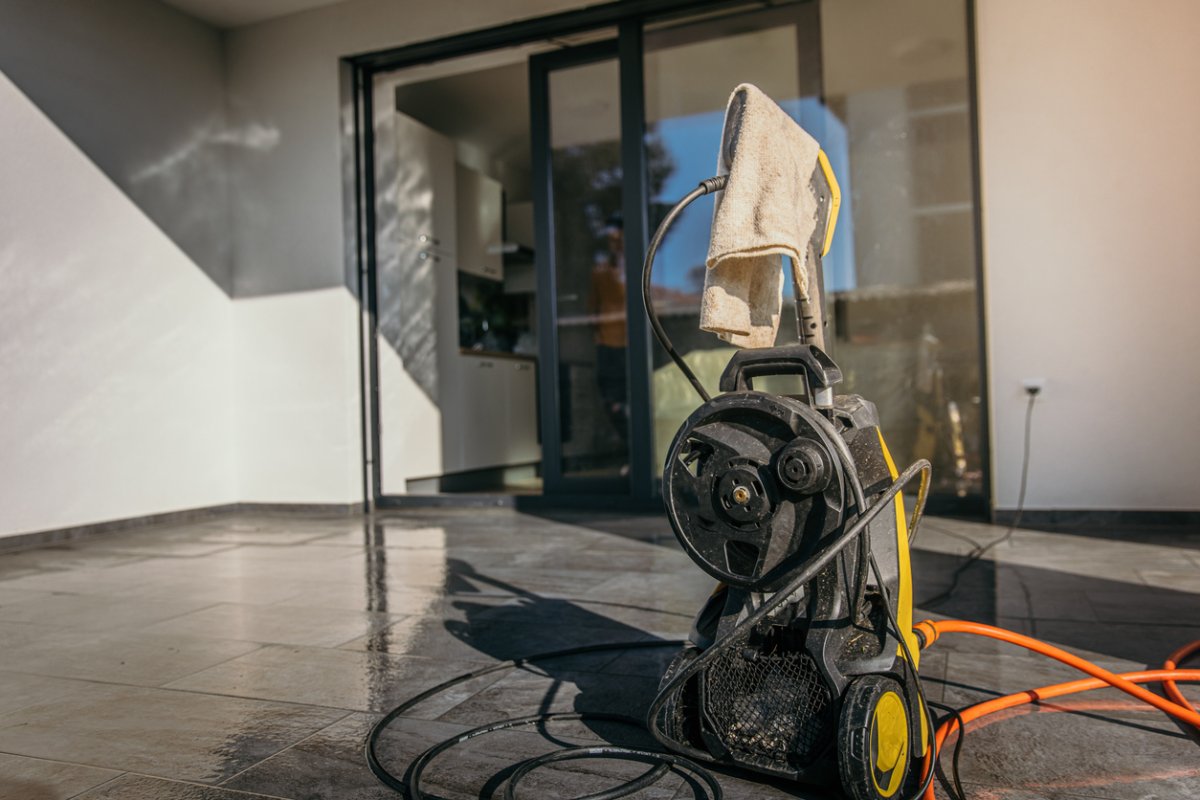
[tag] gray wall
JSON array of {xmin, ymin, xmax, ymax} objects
[
  {"xmin": 0, "ymin": 0, "xmax": 235, "ymax": 292},
  {"xmin": 0, "ymin": 0, "xmax": 237, "ymax": 538}
]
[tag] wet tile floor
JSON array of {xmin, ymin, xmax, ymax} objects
[{"xmin": 0, "ymin": 508, "xmax": 1197, "ymax": 800}]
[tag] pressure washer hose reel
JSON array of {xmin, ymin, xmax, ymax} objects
[{"xmin": 643, "ymin": 164, "xmax": 934, "ymax": 800}]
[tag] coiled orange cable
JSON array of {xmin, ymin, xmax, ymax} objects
[
  {"xmin": 1162, "ymin": 639, "xmax": 1200, "ymax": 712},
  {"xmin": 914, "ymin": 619, "xmax": 1200, "ymax": 800}
]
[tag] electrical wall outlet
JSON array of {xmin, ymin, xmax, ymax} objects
[{"xmin": 1022, "ymin": 378, "xmax": 1045, "ymax": 395}]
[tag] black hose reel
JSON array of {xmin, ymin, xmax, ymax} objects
[{"xmin": 664, "ymin": 345, "xmax": 846, "ymax": 593}]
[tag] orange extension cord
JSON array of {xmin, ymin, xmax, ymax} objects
[{"xmin": 912, "ymin": 619, "xmax": 1200, "ymax": 800}]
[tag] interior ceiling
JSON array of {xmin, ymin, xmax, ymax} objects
[
  {"xmin": 158, "ymin": 0, "xmax": 348, "ymax": 28},
  {"xmin": 395, "ymin": 61, "xmax": 533, "ymax": 176}
]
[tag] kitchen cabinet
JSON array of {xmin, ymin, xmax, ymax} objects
[
  {"xmin": 379, "ymin": 111, "xmax": 539, "ymax": 487},
  {"xmin": 449, "ymin": 354, "xmax": 540, "ymax": 472},
  {"xmin": 377, "ymin": 113, "xmax": 458, "ymax": 493},
  {"xmin": 506, "ymin": 359, "xmax": 540, "ymax": 465},
  {"xmin": 454, "ymin": 355, "xmax": 506, "ymax": 471},
  {"xmin": 455, "ymin": 164, "xmax": 502, "ymax": 280}
]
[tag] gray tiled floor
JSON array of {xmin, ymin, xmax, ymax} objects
[{"xmin": 0, "ymin": 509, "xmax": 1197, "ymax": 800}]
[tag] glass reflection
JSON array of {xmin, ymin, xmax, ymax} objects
[{"xmin": 548, "ymin": 58, "xmax": 631, "ymax": 483}]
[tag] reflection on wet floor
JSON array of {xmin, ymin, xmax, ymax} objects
[{"xmin": 0, "ymin": 509, "xmax": 1197, "ymax": 799}]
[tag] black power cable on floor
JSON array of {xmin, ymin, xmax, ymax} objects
[
  {"xmin": 919, "ymin": 389, "xmax": 1038, "ymax": 609},
  {"xmin": 365, "ymin": 640, "xmax": 705, "ymax": 800},
  {"xmin": 926, "ymin": 701, "xmax": 970, "ymax": 800},
  {"xmin": 914, "ymin": 389, "xmax": 1041, "ymax": 800},
  {"xmin": 366, "ymin": 635, "xmax": 938, "ymax": 800}
]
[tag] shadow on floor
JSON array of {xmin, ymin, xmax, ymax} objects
[
  {"xmin": 514, "ymin": 508, "xmax": 678, "ymax": 548},
  {"xmin": 910, "ymin": 546, "xmax": 1200, "ymax": 665}
]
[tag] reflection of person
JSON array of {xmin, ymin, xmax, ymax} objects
[
  {"xmin": 588, "ymin": 212, "xmax": 628, "ymax": 448},
  {"xmin": 913, "ymin": 324, "xmax": 968, "ymax": 496}
]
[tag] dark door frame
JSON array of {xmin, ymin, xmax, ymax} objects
[
  {"xmin": 527, "ymin": 29, "xmax": 656, "ymax": 499},
  {"xmin": 346, "ymin": 0, "xmax": 991, "ymax": 516}
]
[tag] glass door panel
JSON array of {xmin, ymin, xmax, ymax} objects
[
  {"xmin": 819, "ymin": 0, "xmax": 982, "ymax": 506},
  {"xmin": 533, "ymin": 43, "xmax": 630, "ymax": 492},
  {"xmin": 642, "ymin": 4, "xmax": 825, "ymax": 472}
]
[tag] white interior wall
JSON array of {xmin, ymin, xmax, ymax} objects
[
  {"xmin": 224, "ymin": 0, "xmax": 589, "ymax": 503},
  {"xmin": 0, "ymin": 0, "xmax": 238, "ymax": 539},
  {"xmin": 977, "ymin": 0, "xmax": 1200, "ymax": 510},
  {"xmin": 0, "ymin": 73, "xmax": 235, "ymax": 537},
  {"xmin": 233, "ymin": 288, "xmax": 362, "ymax": 503}
]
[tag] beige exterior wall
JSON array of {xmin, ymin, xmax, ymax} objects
[{"xmin": 976, "ymin": 0, "xmax": 1200, "ymax": 510}]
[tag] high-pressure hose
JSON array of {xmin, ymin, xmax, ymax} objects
[{"xmin": 641, "ymin": 176, "xmax": 727, "ymax": 403}]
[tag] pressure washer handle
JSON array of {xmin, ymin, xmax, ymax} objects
[{"xmin": 718, "ymin": 343, "xmax": 842, "ymax": 394}]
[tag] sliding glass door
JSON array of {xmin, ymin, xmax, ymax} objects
[
  {"xmin": 364, "ymin": 0, "xmax": 985, "ymax": 510},
  {"xmin": 530, "ymin": 41, "xmax": 635, "ymax": 495}
]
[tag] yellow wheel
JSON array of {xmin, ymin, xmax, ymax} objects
[{"xmin": 837, "ymin": 675, "xmax": 911, "ymax": 800}]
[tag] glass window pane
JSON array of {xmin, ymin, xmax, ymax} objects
[
  {"xmin": 644, "ymin": 0, "xmax": 983, "ymax": 504},
  {"xmin": 822, "ymin": 0, "xmax": 982, "ymax": 501},
  {"xmin": 643, "ymin": 4, "xmax": 823, "ymax": 472},
  {"xmin": 548, "ymin": 58, "xmax": 630, "ymax": 484}
]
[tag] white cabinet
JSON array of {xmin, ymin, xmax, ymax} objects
[
  {"xmin": 377, "ymin": 112, "xmax": 459, "ymax": 493},
  {"xmin": 380, "ymin": 112, "xmax": 539, "ymax": 485},
  {"xmin": 506, "ymin": 359, "xmax": 540, "ymax": 465},
  {"xmin": 455, "ymin": 164, "xmax": 503, "ymax": 280},
  {"xmin": 455, "ymin": 355, "xmax": 507, "ymax": 470},
  {"xmin": 450, "ymin": 354, "xmax": 540, "ymax": 472}
]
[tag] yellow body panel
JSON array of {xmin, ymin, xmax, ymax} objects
[{"xmin": 876, "ymin": 429, "xmax": 928, "ymax": 755}]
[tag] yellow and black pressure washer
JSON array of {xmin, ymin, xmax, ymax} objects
[{"xmin": 642, "ymin": 150, "xmax": 935, "ymax": 800}]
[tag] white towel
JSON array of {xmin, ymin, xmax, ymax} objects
[{"xmin": 700, "ymin": 84, "xmax": 822, "ymax": 349}]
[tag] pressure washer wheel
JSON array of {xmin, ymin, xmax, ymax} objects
[{"xmin": 837, "ymin": 675, "xmax": 911, "ymax": 800}]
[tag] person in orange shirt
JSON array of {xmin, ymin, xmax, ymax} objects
[{"xmin": 589, "ymin": 212, "xmax": 629, "ymax": 453}]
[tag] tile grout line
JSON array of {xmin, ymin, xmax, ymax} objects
[
  {"xmin": 81, "ymin": 770, "xmax": 296, "ymax": 800},
  {"xmin": 0, "ymin": 666, "xmax": 367, "ymax": 716},
  {"xmin": 0, "ymin": 747, "xmax": 124, "ymax": 777},
  {"xmin": 0, "ymin": 751, "xmax": 287, "ymax": 800},
  {"xmin": 64, "ymin": 771, "xmax": 128, "ymax": 800},
  {"xmin": 151, "ymin": 642, "xmax": 270, "ymax": 689},
  {"xmin": 214, "ymin": 710, "xmax": 357, "ymax": 791},
  {"xmin": 0, "ymin": 721, "xmax": 335, "ymax": 798}
]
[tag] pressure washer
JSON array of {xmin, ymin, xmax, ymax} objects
[{"xmin": 641, "ymin": 143, "xmax": 934, "ymax": 800}]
